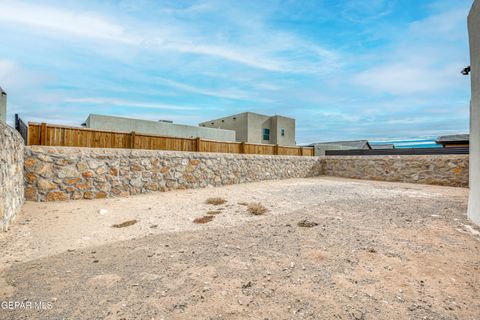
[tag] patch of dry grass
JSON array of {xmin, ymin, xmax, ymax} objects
[
  {"xmin": 112, "ymin": 220, "xmax": 138, "ymax": 228},
  {"xmin": 206, "ymin": 197, "xmax": 227, "ymax": 205},
  {"xmin": 193, "ymin": 216, "xmax": 215, "ymax": 224},
  {"xmin": 207, "ymin": 210, "xmax": 222, "ymax": 215},
  {"xmin": 247, "ymin": 203, "xmax": 268, "ymax": 215}
]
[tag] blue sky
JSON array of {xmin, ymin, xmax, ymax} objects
[{"xmin": 0, "ymin": 0, "xmax": 473, "ymax": 144}]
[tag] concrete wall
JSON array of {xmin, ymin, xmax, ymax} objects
[
  {"xmin": 86, "ymin": 114, "xmax": 236, "ymax": 142},
  {"xmin": 24, "ymin": 146, "xmax": 322, "ymax": 202},
  {"xmin": 468, "ymin": 0, "xmax": 480, "ymax": 225},
  {"xmin": 247, "ymin": 112, "xmax": 272, "ymax": 145},
  {"xmin": 322, "ymin": 155, "xmax": 469, "ymax": 187},
  {"xmin": 0, "ymin": 88, "xmax": 6, "ymax": 123},
  {"xmin": 200, "ymin": 112, "xmax": 296, "ymax": 146},
  {"xmin": 272, "ymin": 115, "xmax": 296, "ymax": 146},
  {"xmin": 200, "ymin": 112, "xmax": 249, "ymax": 142},
  {"xmin": 0, "ymin": 121, "xmax": 24, "ymax": 231}
]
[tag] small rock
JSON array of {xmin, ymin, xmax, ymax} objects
[{"xmin": 297, "ymin": 219, "xmax": 319, "ymax": 228}]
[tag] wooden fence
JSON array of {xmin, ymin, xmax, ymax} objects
[{"xmin": 27, "ymin": 122, "xmax": 314, "ymax": 156}]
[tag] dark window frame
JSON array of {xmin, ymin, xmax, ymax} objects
[{"xmin": 263, "ymin": 128, "xmax": 270, "ymax": 141}]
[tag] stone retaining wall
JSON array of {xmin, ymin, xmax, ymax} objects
[
  {"xmin": 322, "ymin": 155, "xmax": 469, "ymax": 187},
  {"xmin": 1, "ymin": 122, "xmax": 24, "ymax": 230},
  {"xmin": 24, "ymin": 147, "xmax": 470, "ymax": 202},
  {"xmin": 24, "ymin": 146, "xmax": 322, "ymax": 201}
]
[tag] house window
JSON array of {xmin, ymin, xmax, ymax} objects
[
  {"xmin": 263, "ymin": 128, "xmax": 270, "ymax": 141},
  {"xmin": 281, "ymin": 129, "xmax": 285, "ymax": 137}
]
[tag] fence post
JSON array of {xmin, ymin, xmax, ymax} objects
[
  {"xmin": 240, "ymin": 142, "xmax": 245, "ymax": 154},
  {"xmin": 196, "ymin": 137, "xmax": 202, "ymax": 152},
  {"xmin": 301, "ymin": 147, "xmax": 305, "ymax": 156},
  {"xmin": 40, "ymin": 122, "xmax": 47, "ymax": 145},
  {"xmin": 274, "ymin": 144, "xmax": 279, "ymax": 155},
  {"xmin": 130, "ymin": 131, "xmax": 136, "ymax": 149}
]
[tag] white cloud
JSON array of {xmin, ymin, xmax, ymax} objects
[
  {"xmin": 352, "ymin": 61, "xmax": 463, "ymax": 95},
  {"xmin": 341, "ymin": 0, "xmax": 393, "ymax": 23},
  {"xmin": 0, "ymin": 1, "xmax": 339, "ymax": 73},
  {"xmin": 0, "ymin": 2, "xmax": 138, "ymax": 44},
  {"xmin": 0, "ymin": 59, "xmax": 47, "ymax": 92},
  {"xmin": 157, "ymin": 78, "xmax": 250, "ymax": 100},
  {"xmin": 351, "ymin": 6, "xmax": 469, "ymax": 95},
  {"xmin": 64, "ymin": 97, "xmax": 197, "ymax": 111},
  {"xmin": 409, "ymin": 8, "xmax": 467, "ymax": 39},
  {"xmin": 162, "ymin": 42, "xmax": 287, "ymax": 72},
  {"xmin": 0, "ymin": 59, "xmax": 16, "ymax": 79}
]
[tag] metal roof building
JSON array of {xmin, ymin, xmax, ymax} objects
[
  {"xmin": 436, "ymin": 134, "xmax": 469, "ymax": 147},
  {"xmin": 306, "ymin": 139, "xmax": 371, "ymax": 156}
]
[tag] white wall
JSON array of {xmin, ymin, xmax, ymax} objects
[
  {"xmin": 86, "ymin": 114, "xmax": 236, "ymax": 142},
  {"xmin": 468, "ymin": 0, "xmax": 480, "ymax": 225}
]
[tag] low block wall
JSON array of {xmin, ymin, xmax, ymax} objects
[
  {"xmin": 24, "ymin": 146, "xmax": 322, "ymax": 201},
  {"xmin": 23, "ymin": 147, "xmax": 470, "ymax": 202},
  {"xmin": 322, "ymin": 155, "xmax": 469, "ymax": 187},
  {"xmin": 1, "ymin": 122, "xmax": 24, "ymax": 230}
]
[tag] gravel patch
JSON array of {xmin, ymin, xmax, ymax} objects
[{"xmin": 0, "ymin": 177, "xmax": 478, "ymax": 319}]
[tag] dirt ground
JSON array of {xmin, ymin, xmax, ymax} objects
[{"xmin": 0, "ymin": 177, "xmax": 479, "ymax": 320}]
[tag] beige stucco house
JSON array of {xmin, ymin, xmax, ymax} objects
[{"xmin": 199, "ymin": 112, "xmax": 296, "ymax": 146}]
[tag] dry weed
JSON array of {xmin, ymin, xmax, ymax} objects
[
  {"xmin": 247, "ymin": 203, "xmax": 268, "ymax": 215},
  {"xmin": 206, "ymin": 197, "xmax": 227, "ymax": 205},
  {"xmin": 112, "ymin": 220, "xmax": 138, "ymax": 228},
  {"xmin": 193, "ymin": 216, "xmax": 215, "ymax": 224}
]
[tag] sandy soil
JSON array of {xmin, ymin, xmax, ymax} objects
[{"xmin": 0, "ymin": 177, "xmax": 479, "ymax": 319}]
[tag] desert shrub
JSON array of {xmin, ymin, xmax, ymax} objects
[
  {"xmin": 247, "ymin": 203, "xmax": 268, "ymax": 215},
  {"xmin": 193, "ymin": 216, "xmax": 215, "ymax": 224},
  {"xmin": 206, "ymin": 197, "xmax": 227, "ymax": 205}
]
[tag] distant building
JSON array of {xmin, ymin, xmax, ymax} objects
[
  {"xmin": 371, "ymin": 144, "xmax": 395, "ymax": 150},
  {"xmin": 0, "ymin": 87, "xmax": 6, "ymax": 123},
  {"xmin": 306, "ymin": 140, "xmax": 371, "ymax": 156},
  {"xmin": 84, "ymin": 114, "xmax": 236, "ymax": 142},
  {"xmin": 199, "ymin": 112, "xmax": 296, "ymax": 146},
  {"xmin": 436, "ymin": 134, "xmax": 469, "ymax": 148}
]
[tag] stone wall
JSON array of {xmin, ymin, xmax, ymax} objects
[
  {"xmin": 24, "ymin": 147, "xmax": 470, "ymax": 202},
  {"xmin": 24, "ymin": 146, "xmax": 322, "ymax": 201},
  {"xmin": 0, "ymin": 121, "xmax": 24, "ymax": 231},
  {"xmin": 322, "ymin": 155, "xmax": 469, "ymax": 187}
]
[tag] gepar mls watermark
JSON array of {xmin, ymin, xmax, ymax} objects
[{"xmin": 1, "ymin": 300, "xmax": 53, "ymax": 310}]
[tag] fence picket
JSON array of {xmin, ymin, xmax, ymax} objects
[{"xmin": 26, "ymin": 122, "xmax": 313, "ymax": 156}]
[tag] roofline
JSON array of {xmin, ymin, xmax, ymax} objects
[
  {"xmin": 309, "ymin": 139, "xmax": 369, "ymax": 144},
  {"xmin": 199, "ymin": 112, "xmax": 251, "ymax": 124},
  {"xmin": 199, "ymin": 111, "xmax": 294, "ymax": 124}
]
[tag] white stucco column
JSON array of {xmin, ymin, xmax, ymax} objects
[{"xmin": 468, "ymin": 0, "xmax": 480, "ymax": 225}]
